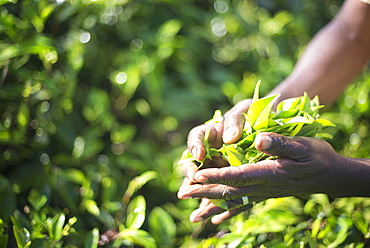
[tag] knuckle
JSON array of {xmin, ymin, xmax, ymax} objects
[
  {"xmin": 220, "ymin": 187, "xmax": 230, "ymax": 198},
  {"xmin": 188, "ymin": 126, "xmax": 205, "ymax": 140},
  {"xmin": 219, "ymin": 167, "xmax": 245, "ymax": 186},
  {"xmin": 234, "ymin": 166, "xmax": 248, "ymax": 186},
  {"xmin": 224, "ymin": 99, "xmax": 251, "ymax": 117},
  {"xmin": 271, "ymin": 159, "xmax": 285, "ymax": 175},
  {"xmin": 221, "ymin": 187, "xmax": 238, "ymax": 200}
]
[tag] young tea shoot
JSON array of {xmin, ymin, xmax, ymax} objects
[
  {"xmin": 181, "ymin": 81, "xmax": 335, "ymax": 166},
  {"xmin": 180, "ymin": 81, "xmax": 335, "ymax": 209}
]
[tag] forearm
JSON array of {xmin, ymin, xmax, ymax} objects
[
  {"xmin": 269, "ymin": 0, "xmax": 370, "ymax": 105},
  {"xmin": 328, "ymin": 156, "xmax": 370, "ymax": 197}
]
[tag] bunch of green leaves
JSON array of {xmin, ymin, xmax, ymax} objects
[
  {"xmin": 181, "ymin": 81, "xmax": 335, "ymax": 168},
  {"xmin": 180, "ymin": 81, "xmax": 335, "ymax": 210},
  {"xmin": 180, "ymin": 195, "xmax": 370, "ymax": 248},
  {"xmin": 0, "ymin": 171, "xmax": 166, "ymax": 248}
]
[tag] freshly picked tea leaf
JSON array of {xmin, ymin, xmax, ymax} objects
[{"xmin": 179, "ymin": 81, "xmax": 335, "ymax": 210}]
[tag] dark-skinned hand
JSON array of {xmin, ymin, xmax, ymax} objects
[{"xmin": 179, "ymin": 132, "xmax": 348, "ymax": 224}]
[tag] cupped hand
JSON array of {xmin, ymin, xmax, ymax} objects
[
  {"xmin": 187, "ymin": 99, "xmax": 252, "ymax": 162},
  {"xmin": 179, "ymin": 132, "xmax": 345, "ymax": 223}
]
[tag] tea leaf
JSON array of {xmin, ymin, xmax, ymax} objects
[
  {"xmin": 243, "ymin": 113, "xmax": 253, "ymax": 134},
  {"xmin": 252, "ymin": 80, "xmax": 261, "ymax": 102},
  {"xmin": 205, "ymin": 110, "xmax": 223, "ymax": 123},
  {"xmin": 126, "ymin": 195, "xmax": 146, "ymax": 229},
  {"xmin": 315, "ymin": 118, "xmax": 336, "ymax": 127},
  {"xmin": 273, "ymin": 109, "xmax": 300, "ymax": 119},
  {"xmin": 48, "ymin": 213, "xmax": 65, "ymax": 241},
  {"xmin": 276, "ymin": 97, "xmax": 301, "ymax": 112},
  {"xmin": 28, "ymin": 190, "xmax": 47, "ymax": 212},
  {"xmin": 221, "ymin": 145, "xmax": 244, "ymax": 167},
  {"xmin": 178, "ymin": 82, "xmax": 336, "ymax": 210},
  {"xmin": 289, "ymin": 123, "xmax": 304, "ymax": 137},
  {"xmin": 148, "ymin": 207, "xmax": 176, "ymax": 247},
  {"xmin": 246, "ymin": 94, "xmax": 280, "ymax": 131},
  {"xmin": 114, "ymin": 229, "xmax": 156, "ymax": 248},
  {"xmin": 203, "ymin": 129, "xmax": 213, "ymax": 161},
  {"xmin": 237, "ymin": 132, "xmax": 258, "ymax": 150},
  {"xmin": 124, "ymin": 171, "xmax": 157, "ymax": 202},
  {"xmin": 84, "ymin": 228, "xmax": 99, "ymax": 248},
  {"xmin": 210, "ymin": 199, "xmax": 229, "ymax": 210}
]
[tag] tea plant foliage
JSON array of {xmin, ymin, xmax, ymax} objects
[{"xmin": 0, "ymin": 0, "xmax": 369, "ymax": 247}]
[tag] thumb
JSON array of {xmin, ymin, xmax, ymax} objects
[{"xmin": 255, "ymin": 132, "xmax": 310, "ymax": 161}]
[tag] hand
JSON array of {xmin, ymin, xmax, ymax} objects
[
  {"xmin": 179, "ymin": 155, "xmax": 252, "ymax": 225},
  {"xmin": 186, "ymin": 198, "xmax": 253, "ymax": 225},
  {"xmin": 179, "ymin": 132, "xmax": 345, "ymax": 223},
  {"xmin": 181, "ymin": 99, "xmax": 252, "ymax": 224},
  {"xmin": 187, "ymin": 99, "xmax": 252, "ymax": 162}
]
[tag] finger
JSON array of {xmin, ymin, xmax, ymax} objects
[
  {"xmin": 255, "ymin": 132, "xmax": 334, "ymax": 178},
  {"xmin": 181, "ymin": 160, "xmax": 200, "ymax": 182},
  {"xmin": 193, "ymin": 162, "xmax": 277, "ymax": 186},
  {"xmin": 187, "ymin": 123, "xmax": 224, "ymax": 161},
  {"xmin": 190, "ymin": 201, "xmax": 224, "ymax": 223},
  {"xmin": 223, "ymin": 99, "xmax": 252, "ymax": 144},
  {"xmin": 255, "ymin": 132, "xmax": 312, "ymax": 161},
  {"xmin": 177, "ymin": 177, "xmax": 196, "ymax": 199},
  {"xmin": 211, "ymin": 204, "xmax": 253, "ymax": 225},
  {"xmin": 199, "ymin": 198, "xmax": 212, "ymax": 208},
  {"xmin": 178, "ymin": 181, "xmax": 262, "ymax": 201}
]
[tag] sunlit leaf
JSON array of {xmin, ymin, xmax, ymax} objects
[
  {"xmin": 124, "ymin": 171, "xmax": 157, "ymax": 203},
  {"xmin": 0, "ymin": 0, "xmax": 17, "ymax": 5},
  {"xmin": 17, "ymin": 102, "xmax": 30, "ymax": 127},
  {"xmin": 315, "ymin": 118, "xmax": 336, "ymax": 127},
  {"xmin": 126, "ymin": 195, "xmax": 146, "ymax": 229},
  {"xmin": 217, "ymin": 233, "xmax": 246, "ymax": 247},
  {"xmin": 148, "ymin": 206, "xmax": 176, "ymax": 248},
  {"xmin": 273, "ymin": 109, "xmax": 299, "ymax": 119},
  {"xmin": 205, "ymin": 109, "xmax": 223, "ymax": 124},
  {"xmin": 247, "ymin": 94, "xmax": 280, "ymax": 130},
  {"xmin": 63, "ymin": 168, "xmax": 85, "ymax": 184},
  {"xmin": 236, "ymin": 132, "xmax": 257, "ymax": 149},
  {"xmin": 27, "ymin": 190, "xmax": 47, "ymax": 211},
  {"xmin": 157, "ymin": 19, "xmax": 182, "ymax": 44},
  {"xmin": 12, "ymin": 225, "xmax": 26, "ymax": 248},
  {"xmin": 252, "ymin": 80, "xmax": 261, "ymax": 102},
  {"xmin": 84, "ymin": 228, "xmax": 99, "ymax": 248},
  {"xmin": 276, "ymin": 97, "xmax": 301, "ymax": 112},
  {"xmin": 327, "ymin": 215, "xmax": 352, "ymax": 248},
  {"xmin": 0, "ymin": 44, "xmax": 19, "ymax": 61},
  {"xmin": 209, "ymin": 199, "xmax": 229, "ymax": 210},
  {"xmin": 114, "ymin": 229, "xmax": 157, "ymax": 248},
  {"xmin": 221, "ymin": 145, "xmax": 244, "ymax": 166},
  {"xmin": 84, "ymin": 200, "xmax": 100, "ymax": 217},
  {"xmin": 47, "ymin": 213, "xmax": 65, "ymax": 241}
]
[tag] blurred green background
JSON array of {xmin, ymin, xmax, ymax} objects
[{"xmin": 1, "ymin": 0, "xmax": 370, "ymax": 247}]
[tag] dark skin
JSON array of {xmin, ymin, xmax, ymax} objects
[{"xmin": 178, "ymin": 0, "xmax": 370, "ymax": 225}]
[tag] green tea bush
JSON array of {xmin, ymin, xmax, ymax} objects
[{"xmin": 0, "ymin": 0, "xmax": 369, "ymax": 247}]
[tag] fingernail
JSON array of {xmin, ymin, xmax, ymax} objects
[
  {"xmin": 191, "ymin": 147, "xmax": 198, "ymax": 160},
  {"xmin": 193, "ymin": 217, "xmax": 203, "ymax": 223},
  {"xmin": 259, "ymin": 134, "xmax": 272, "ymax": 150},
  {"xmin": 224, "ymin": 126, "xmax": 236, "ymax": 139},
  {"xmin": 177, "ymin": 191, "xmax": 191, "ymax": 199}
]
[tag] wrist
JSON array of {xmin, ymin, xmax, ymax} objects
[{"xmin": 327, "ymin": 155, "xmax": 370, "ymax": 198}]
